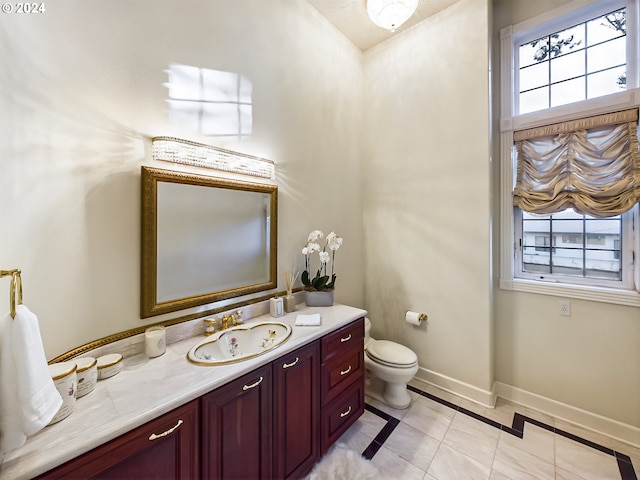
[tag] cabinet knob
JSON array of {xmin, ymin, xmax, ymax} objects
[
  {"xmin": 340, "ymin": 406, "xmax": 352, "ymax": 418},
  {"xmin": 242, "ymin": 376, "xmax": 264, "ymax": 391},
  {"xmin": 282, "ymin": 357, "xmax": 299, "ymax": 369},
  {"xmin": 148, "ymin": 419, "xmax": 183, "ymax": 441}
]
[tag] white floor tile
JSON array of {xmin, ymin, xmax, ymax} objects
[
  {"xmin": 371, "ymin": 445, "xmax": 429, "ymax": 480},
  {"xmin": 493, "ymin": 434, "xmax": 555, "ymax": 480},
  {"xmin": 384, "ymin": 422, "xmax": 440, "ymax": 471},
  {"xmin": 427, "ymin": 443, "xmax": 491, "ymax": 480},
  {"xmin": 402, "ymin": 396, "xmax": 455, "ymax": 442},
  {"xmin": 555, "ymin": 436, "xmax": 621, "ymax": 480},
  {"xmin": 442, "ymin": 412, "xmax": 499, "ymax": 467}
]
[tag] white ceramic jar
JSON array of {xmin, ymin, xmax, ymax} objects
[
  {"xmin": 48, "ymin": 361, "xmax": 77, "ymax": 425},
  {"xmin": 96, "ymin": 353, "xmax": 123, "ymax": 379},
  {"xmin": 74, "ymin": 357, "xmax": 97, "ymax": 398}
]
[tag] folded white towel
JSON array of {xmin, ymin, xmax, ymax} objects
[
  {"xmin": 0, "ymin": 305, "xmax": 62, "ymax": 454},
  {"xmin": 295, "ymin": 313, "xmax": 322, "ymax": 326}
]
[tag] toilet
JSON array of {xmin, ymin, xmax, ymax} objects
[{"xmin": 364, "ymin": 317, "xmax": 419, "ymax": 409}]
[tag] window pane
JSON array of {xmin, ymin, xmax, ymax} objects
[
  {"xmin": 519, "ymin": 87, "xmax": 549, "ymax": 114},
  {"xmin": 585, "ymin": 249, "xmax": 621, "ymax": 280},
  {"xmin": 552, "ymin": 248, "xmax": 584, "ymax": 276},
  {"xmin": 551, "ymin": 50, "xmax": 585, "ymax": 83},
  {"xmin": 588, "ymin": 65, "xmax": 626, "ymax": 97},
  {"xmin": 587, "ymin": 9, "xmax": 626, "ymax": 46},
  {"xmin": 551, "ymin": 24, "xmax": 585, "ymax": 58},
  {"xmin": 519, "ymin": 37, "xmax": 549, "ymax": 68},
  {"xmin": 587, "ymin": 37, "xmax": 626, "ymax": 73},
  {"xmin": 520, "ymin": 62, "xmax": 550, "ymax": 91},
  {"xmin": 551, "ymin": 77, "xmax": 585, "ymax": 107}
]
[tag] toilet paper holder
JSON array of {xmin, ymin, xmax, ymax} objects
[{"xmin": 405, "ymin": 310, "xmax": 428, "ymax": 324}]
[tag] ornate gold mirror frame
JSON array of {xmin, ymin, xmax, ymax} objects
[{"xmin": 141, "ymin": 166, "xmax": 278, "ymax": 318}]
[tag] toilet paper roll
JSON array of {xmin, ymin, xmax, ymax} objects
[{"xmin": 406, "ymin": 311, "xmax": 423, "ymax": 326}]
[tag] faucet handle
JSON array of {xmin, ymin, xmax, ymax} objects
[
  {"xmin": 204, "ymin": 318, "xmax": 218, "ymax": 336},
  {"xmin": 235, "ymin": 310, "xmax": 243, "ymax": 324}
]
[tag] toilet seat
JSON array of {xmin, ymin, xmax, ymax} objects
[{"xmin": 366, "ymin": 340, "xmax": 417, "ymax": 368}]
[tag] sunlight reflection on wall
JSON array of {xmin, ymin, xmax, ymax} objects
[{"xmin": 164, "ymin": 64, "xmax": 253, "ymax": 140}]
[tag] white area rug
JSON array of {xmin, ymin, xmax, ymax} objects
[{"xmin": 305, "ymin": 443, "xmax": 379, "ymax": 480}]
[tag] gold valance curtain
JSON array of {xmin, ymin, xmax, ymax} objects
[{"xmin": 513, "ymin": 108, "xmax": 640, "ymax": 218}]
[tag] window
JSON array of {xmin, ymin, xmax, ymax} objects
[
  {"xmin": 516, "ymin": 209, "xmax": 628, "ymax": 286},
  {"xmin": 518, "ymin": 7, "xmax": 627, "ymax": 114},
  {"xmin": 500, "ymin": 0, "xmax": 640, "ymax": 305}
]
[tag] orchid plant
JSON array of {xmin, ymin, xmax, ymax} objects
[{"xmin": 301, "ymin": 230, "xmax": 343, "ymax": 291}]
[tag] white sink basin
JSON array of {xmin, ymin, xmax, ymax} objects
[{"xmin": 187, "ymin": 321, "xmax": 292, "ymax": 366}]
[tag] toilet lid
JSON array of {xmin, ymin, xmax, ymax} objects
[{"xmin": 366, "ymin": 340, "xmax": 417, "ymax": 367}]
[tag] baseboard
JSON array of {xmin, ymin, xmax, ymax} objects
[
  {"xmin": 413, "ymin": 367, "xmax": 497, "ymax": 408},
  {"xmin": 494, "ymin": 381, "xmax": 640, "ymax": 448},
  {"xmin": 413, "ymin": 370, "xmax": 639, "ymax": 448}
]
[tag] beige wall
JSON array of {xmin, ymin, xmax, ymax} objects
[
  {"xmin": 362, "ymin": 0, "xmax": 493, "ymax": 395},
  {"xmin": 0, "ymin": 0, "xmax": 365, "ymax": 358},
  {"xmin": 1, "ymin": 0, "xmax": 636, "ymax": 436},
  {"xmin": 492, "ymin": 0, "xmax": 640, "ymax": 429}
]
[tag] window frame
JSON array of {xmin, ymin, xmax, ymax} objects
[{"xmin": 499, "ymin": 0, "xmax": 640, "ymax": 306}]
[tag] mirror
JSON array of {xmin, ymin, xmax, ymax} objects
[{"xmin": 141, "ymin": 166, "xmax": 277, "ymax": 318}]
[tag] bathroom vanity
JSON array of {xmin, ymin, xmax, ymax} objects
[{"xmin": 0, "ymin": 305, "xmax": 365, "ymax": 480}]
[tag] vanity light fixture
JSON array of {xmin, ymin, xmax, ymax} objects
[
  {"xmin": 366, "ymin": 0, "xmax": 419, "ymax": 32},
  {"xmin": 151, "ymin": 137, "xmax": 275, "ymax": 180}
]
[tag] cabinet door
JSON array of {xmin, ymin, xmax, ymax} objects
[
  {"xmin": 200, "ymin": 364, "xmax": 272, "ymax": 480},
  {"xmin": 37, "ymin": 400, "xmax": 199, "ymax": 480},
  {"xmin": 273, "ymin": 341, "xmax": 319, "ymax": 479}
]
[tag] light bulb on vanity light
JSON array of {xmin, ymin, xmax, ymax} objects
[{"xmin": 366, "ymin": 0, "xmax": 419, "ymax": 32}]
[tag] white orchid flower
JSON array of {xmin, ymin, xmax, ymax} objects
[
  {"xmin": 308, "ymin": 242, "xmax": 321, "ymax": 254},
  {"xmin": 308, "ymin": 230, "xmax": 324, "ymax": 242},
  {"xmin": 319, "ymin": 251, "xmax": 330, "ymax": 264},
  {"xmin": 328, "ymin": 234, "xmax": 342, "ymax": 251},
  {"xmin": 302, "ymin": 246, "xmax": 309, "ymax": 255}
]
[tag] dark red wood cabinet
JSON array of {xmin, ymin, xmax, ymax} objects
[
  {"xmin": 37, "ymin": 318, "xmax": 364, "ymax": 479},
  {"xmin": 273, "ymin": 341, "xmax": 320, "ymax": 479},
  {"xmin": 201, "ymin": 363, "xmax": 273, "ymax": 480},
  {"xmin": 37, "ymin": 400, "xmax": 200, "ymax": 480}
]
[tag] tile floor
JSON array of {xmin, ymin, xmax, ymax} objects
[{"xmin": 337, "ymin": 380, "xmax": 639, "ymax": 480}]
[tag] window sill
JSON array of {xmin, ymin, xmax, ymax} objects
[{"xmin": 499, "ymin": 278, "xmax": 640, "ymax": 307}]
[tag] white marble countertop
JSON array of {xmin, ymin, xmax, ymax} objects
[{"xmin": 0, "ymin": 304, "xmax": 367, "ymax": 480}]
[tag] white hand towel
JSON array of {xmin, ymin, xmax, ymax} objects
[
  {"xmin": 295, "ymin": 313, "xmax": 322, "ymax": 326},
  {"xmin": 0, "ymin": 305, "xmax": 62, "ymax": 454}
]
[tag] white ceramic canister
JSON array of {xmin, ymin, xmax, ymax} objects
[
  {"xmin": 96, "ymin": 353, "xmax": 123, "ymax": 379},
  {"xmin": 48, "ymin": 361, "xmax": 77, "ymax": 425},
  {"xmin": 74, "ymin": 357, "xmax": 97, "ymax": 398}
]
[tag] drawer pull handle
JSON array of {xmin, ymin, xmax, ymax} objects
[
  {"xmin": 243, "ymin": 376, "xmax": 264, "ymax": 391},
  {"xmin": 340, "ymin": 365, "xmax": 352, "ymax": 376},
  {"xmin": 340, "ymin": 406, "xmax": 352, "ymax": 418},
  {"xmin": 148, "ymin": 419, "xmax": 183, "ymax": 441},
  {"xmin": 283, "ymin": 357, "xmax": 299, "ymax": 369},
  {"xmin": 340, "ymin": 334, "xmax": 352, "ymax": 343}
]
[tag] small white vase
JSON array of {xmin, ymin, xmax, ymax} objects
[{"xmin": 305, "ymin": 290, "xmax": 334, "ymax": 307}]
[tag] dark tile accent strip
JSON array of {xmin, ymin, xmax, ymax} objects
[
  {"xmin": 618, "ymin": 453, "xmax": 639, "ymax": 480},
  {"xmin": 362, "ymin": 404, "xmax": 400, "ymax": 460},
  {"xmin": 363, "ymin": 385, "xmax": 638, "ymax": 480}
]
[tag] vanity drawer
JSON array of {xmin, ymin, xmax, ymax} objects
[
  {"xmin": 321, "ymin": 378, "xmax": 364, "ymax": 452},
  {"xmin": 321, "ymin": 317, "xmax": 364, "ymax": 362},
  {"xmin": 321, "ymin": 348, "xmax": 364, "ymax": 405}
]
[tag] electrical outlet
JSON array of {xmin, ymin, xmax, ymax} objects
[{"xmin": 558, "ymin": 300, "xmax": 571, "ymax": 316}]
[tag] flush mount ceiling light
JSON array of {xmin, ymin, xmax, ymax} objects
[{"xmin": 366, "ymin": 0, "xmax": 419, "ymax": 32}]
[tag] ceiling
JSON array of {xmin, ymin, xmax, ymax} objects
[{"xmin": 307, "ymin": 0, "xmax": 460, "ymax": 51}]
